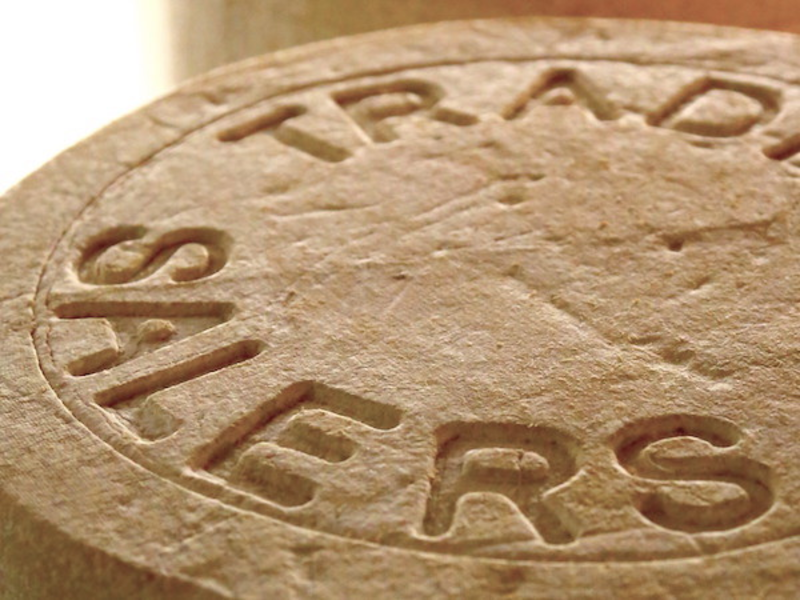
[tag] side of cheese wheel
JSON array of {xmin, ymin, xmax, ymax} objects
[{"xmin": 1, "ymin": 18, "xmax": 799, "ymax": 599}]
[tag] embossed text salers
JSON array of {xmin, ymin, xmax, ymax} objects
[{"xmin": 47, "ymin": 225, "xmax": 776, "ymax": 551}]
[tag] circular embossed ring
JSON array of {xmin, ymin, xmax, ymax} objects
[{"xmin": 2, "ymin": 18, "xmax": 800, "ymax": 598}]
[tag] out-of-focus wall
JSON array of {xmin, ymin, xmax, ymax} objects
[{"xmin": 167, "ymin": 0, "xmax": 800, "ymax": 82}]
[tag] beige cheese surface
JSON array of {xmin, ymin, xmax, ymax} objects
[{"xmin": 1, "ymin": 18, "xmax": 800, "ymax": 599}]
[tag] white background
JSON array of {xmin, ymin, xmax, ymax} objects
[{"xmin": 0, "ymin": 1, "xmax": 171, "ymax": 193}]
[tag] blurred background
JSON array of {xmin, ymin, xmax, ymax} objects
[
  {"xmin": 0, "ymin": 1, "xmax": 168, "ymax": 192},
  {"xmin": 1, "ymin": 0, "xmax": 798, "ymax": 193}
]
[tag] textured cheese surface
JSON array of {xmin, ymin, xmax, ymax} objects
[{"xmin": 1, "ymin": 18, "xmax": 800, "ymax": 599}]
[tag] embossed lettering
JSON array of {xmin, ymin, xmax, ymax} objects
[
  {"xmin": 764, "ymin": 132, "xmax": 800, "ymax": 163},
  {"xmin": 504, "ymin": 69, "xmax": 619, "ymax": 121},
  {"xmin": 614, "ymin": 414, "xmax": 773, "ymax": 532},
  {"xmin": 334, "ymin": 79, "xmax": 447, "ymax": 142},
  {"xmin": 51, "ymin": 301, "xmax": 234, "ymax": 375},
  {"xmin": 649, "ymin": 77, "xmax": 780, "ymax": 137},
  {"xmin": 199, "ymin": 381, "xmax": 402, "ymax": 507},
  {"xmin": 219, "ymin": 79, "xmax": 477, "ymax": 162},
  {"xmin": 95, "ymin": 339, "xmax": 263, "ymax": 440},
  {"xmin": 218, "ymin": 104, "xmax": 357, "ymax": 162},
  {"xmin": 423, "ymin": 422, "xmax": 579, "ymax": 544},
  {"xmin": 79, "ymin": 226, "xmax": 229, "ymax": 285}
]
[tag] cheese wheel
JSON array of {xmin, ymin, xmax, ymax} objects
[{"xmin": 1, "ymin": 18, "xmax": 799, "ymax": 598}]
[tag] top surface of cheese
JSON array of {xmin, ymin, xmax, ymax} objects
[{"xmin": 1, "ymin": 17, "xmax": 799, "ymax": 599}]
